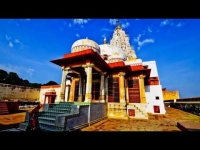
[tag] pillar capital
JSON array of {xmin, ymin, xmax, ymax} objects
[
  {"xmin": 100, "ymin": 72, "xmax": 107, "ymax": 75},
  {"xmin": 138, "ymin": 74, "xmax": 146, "ymax": 79},
  {"xmin": 118, "ymin": 72, "xmax": 126, "ymax": 77},
  {"xmin": 82, "ymin": 63, "xmax": 94, "ymax": 68},
  {"xmin": 61, "ymin": 66, "xmax": 70, "ymax": 71}
]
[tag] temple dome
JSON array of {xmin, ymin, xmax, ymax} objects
[
  {"xmin": 71, "ymin": 38, "xmax": 100, "ymax": 55},
  {"xmin": 99, "ymin": 43, "xmax": 126, "ymax": 63}
]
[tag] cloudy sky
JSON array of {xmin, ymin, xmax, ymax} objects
[{"xmin": 0, "ymin": 19, "xmax": 199, "ymax": 98}]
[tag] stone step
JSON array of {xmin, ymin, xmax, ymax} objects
[
  {"xmin": 39, "ymin": 120, "xmax": 55, "ymax": 126},
  {"xmin": 39, "ymin": 123, "xmax": 64, "ymax": 131},
  {"xmin": 18, "ymin": 122, "xmax": 29, "ymax": 131},
  {"xmin": 38, "ymin": 116, "xmax": 56, "ymax": 121}
]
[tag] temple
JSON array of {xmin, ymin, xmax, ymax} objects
[{"xmin": 40, "ymin": 21, "xmax": 166, "ymax": 119}]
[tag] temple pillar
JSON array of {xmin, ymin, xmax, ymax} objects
[
  {"xmin": 119, "ymin": 72, "xmax": 126, "ymax": 103},
  {"xmin": 83, "ymin": 64, "xmax": 93, "ymax": 102},
  {"xmin": 69, "ymin": 77, "xmax": 75, "ymax": 102},
  {"xmin": 99, "ymin": 72, "xmax": 106, "ymax": 102},
  {"xmin": 138, "ymin": 74, "xmax": 146, "ymax": 103},
  {"xmin": 65, "ymin": 84, "xmax": 70, "ymax": 102},
  {"xmin": 77, "ymin": 75, "xmax": 83, "ymax": 102},
  {"xmin": 60, "ymin": 67, "xmax": 70, "ymax": 102}
]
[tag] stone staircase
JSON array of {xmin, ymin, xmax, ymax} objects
[
  {"xmin": 0, "ymin": 102, "xmax": 9, "ymax": 115},
  {"xmin": 127, "ymin": 103, "xmax": 148, "ymax": 119},
  {"xmin": 18, "ymin": 102, "xmax": 85, "ymax": 131}
]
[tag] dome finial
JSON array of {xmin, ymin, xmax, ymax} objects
[
  {"xmin": 116, "ymin": 19, "xmax": 121, "ymax": 29},
  {"xmin": 104, "ymin": 37, "xmax": 107, "ymax": 44}
]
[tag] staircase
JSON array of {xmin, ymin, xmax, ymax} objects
[
  {"xmin": 18, "ymin": 102, "xmax": 79, "ymax": 131},
  {"xmin": 127, "ymin": 103, "xmax": 148, "ymax": 119},
  {"xmin": 0, "ymin": 102, "xmax": 9, "ymax": 115}
]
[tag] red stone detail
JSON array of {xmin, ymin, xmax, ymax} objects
[
  {"xmin": 147, "ymin": 77, "xmax": 159, "ymax": 85},
  {"xmin": 130, "ymin": 65, "xmax": 143, "ymax": 70},
  {"xmin": 108, "ymin": 61, "xmax": 125, "ymax": 68},
  {"xmin": 154, "ymin": 106, "xmax": 160, "ymax": 113},
  {"xmin": 128, "ymin": 109, "xmax": 135, "ymax": 116},
  {"xmin": 63, "ymin": 49, "xmax": 94, "ymax": 58}
]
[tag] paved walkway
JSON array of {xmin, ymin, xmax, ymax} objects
[{"xmin": 81, "ymin": 107, "xmax": 200, "ymax": 131}]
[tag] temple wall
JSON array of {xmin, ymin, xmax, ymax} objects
[
  {"xmin": 142, "ymin": 61, "xmax": 159, "ymax": 77},
  {"xmin": 162, "ymin": 90, "xmax": 180, "ymax": 101},
  {"xmin": 145, "ymin": 85, "xmax": 166, "ymax": 114},
  {"xmin": 0, "ymin": 83, "xmax": 40, "ymax": 101},
  {"xmin": 40, "ymin": 85, "xmax": 70, "ymax": 103}
]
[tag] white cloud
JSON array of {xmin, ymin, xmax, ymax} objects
[
  {"xmin": 76, "ymin": 33, "xmax": 80, "ymax": 38},
  {"xmin": 148, "ymin": 27, "xmax": 152, "ymax": 32},
  {"xmin": 14, "ymin": 39, "xmax": 20, "ymax": 43},
  {"xmin": 9, "ymin": 42, "xmax": 13, "ymax": 48},
  {"xmin": 101, "ymin": 28, "xmax": 113, "ymax": 32},
  {"xmin": 109, "ymin": 19, "xmax": 117, "ymax": 25},
  {"xmin": 25, "ymin": 19, "xmax": 31, "ymax": 21},
  {"xmin": 6, "ymin": 35, "xmax": 11, "ymax": 41},
  {"xmin": 14, "ymin": 39, "xmax": 24, "ymax": 49},
  {"xmin": 134, "ymin": 34, "xmax": 154, "ymax": 50},
  {"xmin": 121, "ymin": 22, "xmax": 130, "ymax": 28},
  {"xmin": 0, "ymin": 64, "xmax": 35, "ymax": 76},
  {"xmin": 160, "ymin": 19, "xmax": 173, "ymax": 26},
  {"xmin": 68, "ymin": 23, "xmax": 72, "ymax": 27},
  {"xmin": 177, "ymin": 22, "xmax": 184, "ymax": 27},
  {"xmin": 73, "ymin": 19, "xmax": 90, "ymax": 25}
]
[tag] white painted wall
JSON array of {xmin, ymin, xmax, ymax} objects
[
  {"xmin": 143, "ymin": 61, "xmax": 159, "ymax": 80},
  {"xmin": 145, "ymin": 85, "xmax": 166, "ymax": 114},
  {"xmin": 39, "ymin": 87, "xmax": 61, "ymax": 104}
]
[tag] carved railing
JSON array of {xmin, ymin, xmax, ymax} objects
[
  {"xmin": 170, "ymin": 103, "xmax": 200, "ymax": 116},
  {"xmin": 107, "ymin": 103, "xmax": 127, "ymax": 118}
]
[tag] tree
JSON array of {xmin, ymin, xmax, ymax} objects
[
  {"xmin": 21, "ymin": 79, "xmax": 30, "ymax": 86},
  {"xmin": 7, "ymin": 72, "xmax": 22, "ymax": 85},
  {"xmin": 0, "ymin": 69, "xmax": 8, "ymax": 83},
  {"xmin": 44, "ymin": 81, "xmax": 58, "ymax": 85}
]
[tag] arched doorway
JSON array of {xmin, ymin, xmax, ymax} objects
[{"xmin": 44, "ymin": 87, "xmax": 57, "ymax": 104}]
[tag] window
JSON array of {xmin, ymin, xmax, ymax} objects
[
  {"xmin": 108, "ymin": 77, "xmax": 119, "ymax": 102},
  {"xmin": 103, "ymin": 54, "xmax": 108, "ymax": 60},
  {"xmin": 154, "ymin": 106, "xmax": 160, "ymax": 113},
  {"xmin": 155, "ymin": 96, "xmax": 159, "ymax": 100}
]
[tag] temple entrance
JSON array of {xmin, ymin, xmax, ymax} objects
[
  {"xmin": 74, "ymin": 80, "xmax": 79, "ymax": 101},
  {"xmin": 108, "ymin": 77, "xmax": 120, "ymax": 102},
  {"xmin": 92, "ymin": 82, "xmax": 100, "ymax": 100},
  {"xmin": 128, "ymin": 77, "xmax": 140, "ymax": 103}
]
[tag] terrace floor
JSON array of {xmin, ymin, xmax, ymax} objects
[{"xmin": 0, "ymin": 107, "xmax": 200, "ymax": 131}]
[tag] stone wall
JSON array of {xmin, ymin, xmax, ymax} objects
[
  {"xmin": 0, "ymin": 83, "xmax": 40, "ymax": 101},
  {"xmin": 162, "ymin": 90, "xmax": 179, "ymax": 101}
]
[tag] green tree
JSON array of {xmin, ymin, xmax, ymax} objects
[
  {"xmin": 7, "ymin": 72, "xmax": 22, "ymax": 85},
  {"xmin": 44, "ymin": 81, "xmax": 58, "ymax": 85},
  {"xmin": 0, "ymin": 69, "xmax": 8, "ymax": 83},
  {"xmin": 21, "ymin": 79, "xmax": 30, "ymax": 86}
]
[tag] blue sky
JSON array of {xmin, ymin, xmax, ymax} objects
[{"xmin": 0, "ymin": 19, "xmax": 199, "ymax": 98}]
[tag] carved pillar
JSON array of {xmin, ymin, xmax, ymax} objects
[
  {"xmin": 65, "ymin": 84, "xmax": 70, "ymax": 102},
  {"xmin": 60, "ymin": 67, "xmax": 69, "ymax": 102},
  {"xmin": 105, "ymin": 76, "xmax": 108, "ymax": 102},
  {"xmin": 139, "ymin": 74, "xmax": 146, "ymax": 103},
  {"xmin": 119, "ymin": 72, "xmax": 126, "ymax": 103},
  {"xmin": 99, "ymin": 72, "xmax": 106, "ymax": 102},
  {"xmin": 77, "ymin": 75, "xmax": 83, "ymax": 102},
  {"xmin": 83, "ymin": 64, "xmax": 93, "ymax": 102},
  {"xmin": 69, "ymin": 77, "xmax": 75, "ymax": 102}
]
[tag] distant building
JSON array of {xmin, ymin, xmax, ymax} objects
[
  {"xmin": 40, "ymin": 22, "xmax": 166, "ymax": 119},
  {"xmin": 162, "ymin": 88, "xmax": 180, "ymax": 101}
]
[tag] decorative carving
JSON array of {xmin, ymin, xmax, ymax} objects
[{"xmin": 118, "ymin": 72, "xmax": 126, "ymax": 77}]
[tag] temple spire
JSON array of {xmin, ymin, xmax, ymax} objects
[
  {"xmin": 116, "ymin": 19, "xmax": 121, "ymax": 30},
  {"xmin": 104, "ymin": 37, "xmax": 107, "ymax": 44}
]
